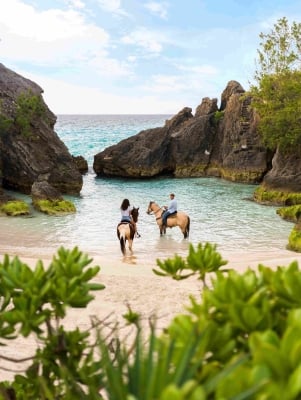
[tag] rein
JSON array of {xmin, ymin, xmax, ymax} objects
[{"xmin": 150, "ymin": 205, "xmax": 164, "ymax": 220}]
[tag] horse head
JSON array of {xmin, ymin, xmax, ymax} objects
[
  {"xmin": 146, "ymin": 201, "xmax": 155, "ymax": 214},
  {"xmin": 131, "ymin": 207, "xmax": 139, "ymax": 223}
]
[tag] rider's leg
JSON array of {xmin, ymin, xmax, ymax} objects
[{"xmin": 162, "ymin": 211, "xmax": 169, "ymax": 227}]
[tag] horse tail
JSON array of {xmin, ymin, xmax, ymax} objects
[
  {"xmin": 120, "ymin": 234, "xmax": 126, "ymax": 255},
  {"xmin": 117, "ymin": 225, "xmax": 126, "ymax": 255},
  {"xmin": 184, "ymin": 216, "xmax": 190, "ymax": 239}
]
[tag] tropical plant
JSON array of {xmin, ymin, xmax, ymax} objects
[
  {"xmin": 3, "ymin": 244, "xmax": 301, "ymax": 399},
  {"xmin": 250, "ymin": 17, "xmax": 301, "ymax": 151},
  {"xmin": 0, "ymin": 247, "xmax": 105, "ymax": 399},
  {"xmin": 153, "ymin": 242, "xmax": 228, "ymax": 288}
]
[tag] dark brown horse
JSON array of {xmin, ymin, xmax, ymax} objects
[
  {"xmin": 147, "ymin": 201, "xmax": 190, "ymax": 238},
  {"xmin": 117, "ymin": 207, "xmax": 139, "ymax": 255}
]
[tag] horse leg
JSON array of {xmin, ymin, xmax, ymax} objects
[
  {"xmin": 184, "ymin": 217, "xmax": 190, "ymax": 239},
  {"xmin": 128, "ymin": 238, "xmax": 133, "ymax": 253},
  {"xmin": 159, "ymin": 224, "xmax": 165, "ymax": 235},
  {"xmin": 181, "ymin": 217, "xmax": 190, "ymax": 239}
]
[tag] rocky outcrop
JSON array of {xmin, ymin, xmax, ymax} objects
[
  {"xmin": 31, "ymin": 181, "xmax": 64, "ymax": 202},
  {"xmin": 0, "ymin": 63, "xmax": 82, "ymax": 195},
  {"xmin": 261, "ymin": 148, "xmax": 301, "ymax": 192},
  {"xmin": 72, "ymin": 155, "xmax": 89, "ymax": 175},
  {"xmin": 93, "ymin": 80, "xmax": 271, "ymax": 183}
]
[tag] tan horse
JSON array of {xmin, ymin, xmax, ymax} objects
[
  {"xmin": 147, "ymin": 201, "xmax": 190, "ymax": 238},
  {"xmin": 117, "ymin": 207, "xmax": 139, "ymax": 255}
]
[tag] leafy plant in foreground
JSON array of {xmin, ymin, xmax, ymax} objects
[
  {"xmin": 0, "ymin": 247, "xmax": 105, "ymax": 399},
  {"xmin": 153, "ymin": 242, "xmax": 228, "ymax": 288}
]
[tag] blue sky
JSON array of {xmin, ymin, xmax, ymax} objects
[{"xmin": 0, "ymin": 0, "xmax": 300, "ymax": 114}]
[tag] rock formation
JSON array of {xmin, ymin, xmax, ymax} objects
[
  {"xmin": 93, "ymin": 80, "xmax": 271, "ymax": 184},
  {"xmin": 0, "ymin": 63, "xmax": 82, "ymax": 195}
]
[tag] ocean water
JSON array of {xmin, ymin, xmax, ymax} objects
[{"xmin": 0, "ymin": 115, "xmax": 293, "ymax": 264}]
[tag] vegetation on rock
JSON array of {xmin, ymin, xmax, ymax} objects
[
  {"xmin": 33, "ymin": 199, "xmax": 76, "ymax": 215},
  {"xmin": 0, "ymin": 200, "xmax": 30, "ymax": 216},
  {"xmin": 277, "ymin": 204, "xmax": 301, "ymax": 222},
  {"xmin": 254, "ymin": 186, "xmax": 301, "ymax": 206},
  {"xmin": 288, "ymin": 224, "xmax": 301, "ymax": 252},
  {"xmin": 15, "ymin": 90, "xmax": 47, "ymax": 138}
]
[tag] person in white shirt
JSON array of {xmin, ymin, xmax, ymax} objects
[
  {"xmin": 120, "ymin": 198, "xmax": 140, "ymax": 237},
  {"xmin": 162, "ymin": 193, "xmax": 177, "ymax": 227}
]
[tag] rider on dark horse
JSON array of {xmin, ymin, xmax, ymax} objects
[{"xmin": 119, "ymin": 198, "xmax": 140, "ymax": 237}]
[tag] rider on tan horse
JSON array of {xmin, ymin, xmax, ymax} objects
[
  {"xmin": 147, "ymin": 200, "xmax": 190, "ymax": 239},
  {"xmin": 161, "ymin": 193, "xmax": 177, "ymax": 228}
]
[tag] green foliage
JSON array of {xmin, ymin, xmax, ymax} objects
[
  {"xmin": 34, "ymin": 198, "xmax": 76, "ymax": 215},
  {"xmin": 212, "ymin": 110, "xmax": 224, "ymax": 126},
  {"xmin": 0, "ymin": 99, "xmax": 13, "ymax": 135},
  {"xmin": 153, "ymin": 242, "xmax": 228, "ymax": 287},
  {"xmin": 4, "ymin": 245, "xmax": 301, "ymax": 398},
  {"xmin": 254, "ymin": 186, "xmax": 301, "ymax": 206},
  {"xmin": 255, "ymin": 17, "xmax": 301, "ymax": 79},
  {"xmin": 277, "ymin": 204, "xmax": 301, "ymax": 222},
  {"xmin": 15, "ymin": 90, "xmax": 46, "ymax": 138},
  {"xmin": 0, "ymin": 115, "xmax": 13, "ymax": 135},
  {"xmin": 288, "ymin": 225, "xmax": 301, "ymax": 252},
  {"xmin": 251, "ymin": 70, "xmax": 301, "ymax": 150},
  {"xmin": 0, "ymin": 200, "xmax": 30, "ymax": 216},
  {"xmin": 250, "ymin": 17, "xmax": 301, "ymax": 151},
  {"xmin": 0, "ymin": 247, "xmax": 105, "ymax": 398}
]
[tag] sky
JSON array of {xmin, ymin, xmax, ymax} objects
[{"xmin": 0, "ymin": 0, "xmax": 300, "ymax": 115}]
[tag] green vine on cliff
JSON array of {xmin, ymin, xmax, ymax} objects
[
  {"xmin": 212, "ymin": 110, "xmax": 224, "ymax": 126},
  {"xmin": 15, "ymin": 90, "xmax": 47, "ymax": 138},
  {"xmin": 0, "ymin": 99, "xmax": 13, "ymax": 136}
]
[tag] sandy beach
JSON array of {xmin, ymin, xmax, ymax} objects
[{"xmin": 1, "ymin": 246, "xmax": 301, "ymax": 381}]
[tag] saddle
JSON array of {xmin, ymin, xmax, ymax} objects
[
  {"xmin": 168, "ymin": 211, "xmax": 177, "ymax": 219},
  {"xmin": 117, "ymin": 221, "xmax": 136, "ymax": 236}
]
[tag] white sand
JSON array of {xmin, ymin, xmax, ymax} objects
[{"xmin": 1, "ymin": 246, "xmax": 301, "ymax": 381}]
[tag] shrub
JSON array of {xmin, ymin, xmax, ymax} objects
[
  {"xmin": 0, "ymin": 200, "xmax": 30, "ymax": 216},
  {"xmin": 33, "ymin": 199, "xmax": 76, "ymax": 215}
]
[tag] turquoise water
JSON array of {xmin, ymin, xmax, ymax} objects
[{"xmin": 1, "ymin": 115, "xmax": 293, "ymax": 263}]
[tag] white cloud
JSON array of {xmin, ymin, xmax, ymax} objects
[
  {"xmin": 121, "ymin": 28, "xmax": 163, "ymax": 55},
  {"xmin": 66, "ymin": 0, "xmax": 86, "ymax": 10},
  {"xmin": 90, "ymin": 55, "xmax": 132, "ymax": 77},
  {"xmin": 176, "ymin": 64, "xmax": 219, "ymax": 75},
  {"xmin": 144, "ymin": 1, "xmax": 169, "ymax": 20},
  {"xmin": 0, "ymin": 0, "xmax": 133, "ymax": 79},
  {"xmin": 23, "ymin": 73, "xmax": 181, "ymax": 114},
  {"xmin": 96, "ymin": 0, "xmax": 129, "ymax": 17}
]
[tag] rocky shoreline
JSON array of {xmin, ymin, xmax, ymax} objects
[{"xmin": 1, "ymin": 63, "xmax": 301, "ymax": 249}]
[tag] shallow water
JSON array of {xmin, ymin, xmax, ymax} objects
[{"xmin": 0, "ymin": 115, "xmax": 293, "ymax": 264}]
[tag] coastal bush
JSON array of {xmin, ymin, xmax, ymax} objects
[
  {"xmin": 3, "ymin": 244, "xmax": 301, "ymax": 398},
  {"xmin": 288, "ymin": 225, "xmax": 301, "ymax": 252},
  {"xmin": 0, "ymin": 247, "xmax": 105, "ymax": 399},
  {"xmin": 0, "ymin": 200, "xmax": 30, "ymax": 216},
  {"xmin": 277, "ymin": 204, "xmax": 301, "ymax": 222},
  {"xmin": 254, "ymin": 186, "xmax": 301, "ymax": 206},
  {"xmin": 15, "ymin": 90, "xmax": 47, "ymax": 138},
  {"xmin": 33, "ymin": 199, "xmax": 76, "ymax": 215},
  {"xmin": 250, "ymin": 17, "xmax": 301, "ymax": 151}
]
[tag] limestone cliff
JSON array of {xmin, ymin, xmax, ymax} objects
[
  {"xmin": 0, "ymin": 63, "xmax": 82, "ymax": 195},
  {"xmin": 93, "ymin": 81, "xmax": 271, "ymax": 184}
]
